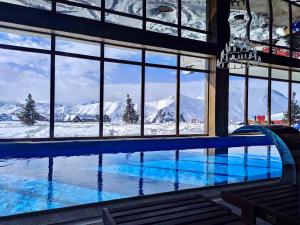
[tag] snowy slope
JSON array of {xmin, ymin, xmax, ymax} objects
[
  {"xmin": 0, "ymin": 87, "xmax": 290, "ymax": 123},
  {"xmin": 229, "ymin": 88, "xmax": 288, "ymax": 122},
  {"xmin": 0, "ymin": 95, "xmax": 204, "ymax": 123}
]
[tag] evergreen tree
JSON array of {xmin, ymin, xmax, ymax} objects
[
  {"xmin": 283, "ymin": 91, "xmax": 300, "ymax": 124},
  {"xmin": 17, "ymin": 94, "xmax": 40, "ymax": 125},
  {"xmin": 122, "ymin": 94, "xmax": 139, "ymax": 124}
]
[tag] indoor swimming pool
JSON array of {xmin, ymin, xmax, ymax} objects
[{"xmin": 0, "ymin": 144, "xmax": 282, "ymax": 217}]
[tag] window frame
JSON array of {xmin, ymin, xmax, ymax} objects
[{"xmin": 0, "ymin": 28, "xmax": 210, "ymax": 141}]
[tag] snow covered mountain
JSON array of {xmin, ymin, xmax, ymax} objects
[
  {"xmin": 0, "ymin": 86, "xmax": 290, "ymax": 124},
  {"xmin": 0, "ymin": 95, "xmax": 205, "ymax": 123},
  {"xmin": 229, "ymin": 88, "xmax": 289, "ymax": 123}
]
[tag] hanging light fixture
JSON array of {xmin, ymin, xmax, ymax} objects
[{"xmin": 217, "ymin": 0, "xmax": 262, "ymax": 69}]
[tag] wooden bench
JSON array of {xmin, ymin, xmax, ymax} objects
[
  {"xmin": 222, "ymin": 125, "xmax": 300, "ymax": 225},
  {"xmin": 221, "ymin": 183, "xmax": 299, "ymax": 225},
  {"xmin": 102, "ymin": 193, "xmax": 244, "ymax": 225}
]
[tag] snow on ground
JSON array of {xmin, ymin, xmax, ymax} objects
[
  {"xmin": 0, "ymin": 121, "xmax": 205, "ymax": 138},
  {"xmin": 0, "ymin": 121, "xmax": 49, "ymax": 138}
]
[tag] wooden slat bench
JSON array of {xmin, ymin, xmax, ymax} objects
[
  {"xmin": 226, "ymin": 125, "xmax": 300, "ymax": 225},
  {"xmin": 221, "ymin": 182, "xmax": 299, "ymax": 225},
  {"xmin": 102, "ymin": 193, "xmax": 244, "ymax": 225}
]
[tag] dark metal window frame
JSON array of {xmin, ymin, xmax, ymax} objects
[
  {"xmin": 0, "ymin": 28, "xmax": 210, "ymax": 141},
  {"xmin": 40, "ymin": 0, "xmax": 210, "ymax": 40}
]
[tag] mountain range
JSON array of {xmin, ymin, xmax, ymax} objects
[{"xmin": 0, "ymin": 87, "xmax": 290, "ymax": 124}]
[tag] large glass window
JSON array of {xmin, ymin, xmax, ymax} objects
[
  {"xmin": 0, "ymin": 49, "xmax": 50, "ymax": 138},
  {"xmin": 145, "ymin": 67, "xmax": 177, "ymax": 135},
  {"xmin": 104, "ymin": 62, "xmax": 141, "ymax": 136},
  {"xmin": 229, "ymin": 1, "xmax": 248, "ymax": 40},
  {"xmin": 182, "ymin": 0, "xmax": 207, "ymax": 30},
  {"xmin": 271, "ymin": 81, "xmax": 289, "ymax": 125},
  {"xmin": 0, "ymin": 27, "xmax": 210, "ymax": 139},
  {"xmin": 249, "ymin": 0, "xmax": 270, "ymax": 44},
  {"xmin": 65, "ymin": 0, "xmax": 101, "ymax": 7},
  {"xmin": 105, "ymin": 0, "xmax": 142, "ymax": 16},
  {"xmin": 248, "ymin": 78, "xmax": 268, "ymax": 124},
  {"xmin": 292, "ymin": 83, "xmax": 300, "ymax": 126},
  {"xmin": 54, "ymin": 56, "xmax": 100, "ymax": 137},
  {"xmin": 0, "ymin": 28, "xmax": 51, "ymax": 49},
  {"xmin": 104, "ymin": 45, "xmax": 141, "ymax": 62},
  {"xmin": 0, "ymin": 0, "xmax": 209, "ymax": 40},
  {"xmin": 146, "ymin": 0, "xmax": 178, "ymax": 24},
  {"xmin": 56, "ymin": 37, "xmax": 100, "ymax": 57},
  {"xmin": 248, "ymin": 66, "xmax": 268, "ymax": 78},
  {"xmin": 271, "ymin": 68, "xmax": 289, "ymax": 80},
  {"xmin": 56, "ymin": 3, "xmax": 101, "ymax": 21},
  {"xmin": 0, "ymin": 0, "xmax": 51, "ymax": 10},
  {"xmin": 292, "ymin": 4, "xmax": 300, "ymax": 59},
  {"xmin": 229, "ymin": 76, "xmax": 245, "ymax": 133},
  {"xmin": 146, "ymin": 51, "xmax": 177, "ymax": 66},
  {"xmin": 180, "ymin": 71, "xmax": 207, "ymax": 134},
  {"xmin": 272, "ymin": 1, "xmax": 289, "ymax": 48}
]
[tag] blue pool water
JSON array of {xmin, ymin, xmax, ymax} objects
[{"xmin": 0, "ymin": 145, "xmax": 282, "ymax": 217}]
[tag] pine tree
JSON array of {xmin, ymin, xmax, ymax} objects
[
  {"xmin": 122, "ymin": 94, "xmax": 139, "ymax": 124},
  {"xmin": 17, "ymin": 94, "xmax": 40, "ymax": 125},
  {"xmin": 283, "ymin": 91, "xmax": 300, "ymax": 124}
]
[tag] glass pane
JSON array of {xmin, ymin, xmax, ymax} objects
[
  {"xmin": 271, "ymin": 81, "xmax": 288, "ymax": 125},
  {"xmin": 229, "ymin": 63, "xmax": 246, "ymax": 75},
  {"xmin": 56, "ymin": 3, "xmax": 101, "ymax": 21},
  {"xmin": 104, "ymin": 45, "xmax": 142, "ymax": 61},
  {"xmin": 65, "ymin": 0, "xmax": 101, "ymax": 7},
  {"xmin": 249, "ymin": 0, "xmax": 270, "ymax": 43},
  {"xmin": 146, "ymin": 22, "xmax": 178, "ymax": 36},
  {"xmin": 271, "ymin": 69, "xmax": 289, "ymax": 80},
  {"xmin": 182, "ymin": 0, "xmax": 207, "ymax": 30},
  {"xmin": 55, "ymin": 56, "xmax": 100, "ymax": 137},
  {"xmin": 0, "ymin": 28, "xmax": 51, "ymax": 49},
  {"xmin": 272, "ymin": 1, "xmax": 289, "ymax": 48},
  {"xmin": 0, "ymin": 0, "xmax": 51, "ymax": 10},
  {"xmin": 291, "ymin": 83, "xmax": 300, "ymax": 127},
  {"xmin": 105, "ymin": 0, "xmax": 142, "ymax": 16},
  {"xmin": 248, "ymin": 78, "xmax": 268, "ymax": 124},
  {"xmin": 180, "ymin": 55, "xmax": 208, "ymax": 70},
  {"xmin": 0, "ymin": 49, "xmax": 50, "ymax": 138},
  {"xmin": 292, "ymin": 5, "xmax": 300, "ymax": 53},
  {"xmin": 229, "ymin": 76, "xmax": 245, "ymax": 133},
  {"xmin": 105, "ymin": 13, "xmax": 143, "ymax": 29},
  {"xmin": 145, "ymin": 67, "xmax": 177, "ymax": 135},
  {"xmin": 229, "ymin": 2, "xmax": 248, "ymax": 40},
  {"xmin": 292, "ymin": 71, "xmax": 300, "ymax": 81},
  {"xmin": 56, "ymin": 37, "xmax": 100, "ymax": 57},
  {"xmin": 146, "ymin": 51, "xmax": 177, "ymax": 66},
  {"xmin": 248, "ymin": 66, "xmax": 268, "ymax": 77},
  {"xmin": 103, "ymin": 62, "xmax": 141, "ymax": 136},
  {"xmin": 179, "ymin": 71, "xmax": 207, "ymax": 134},
  {"xmin": 181, "ymin": 30, "xmax": 207, "ymax": 42},
  {"xmin": 146, "ymin": 0, "xmax": 178, "ymax": 24}
]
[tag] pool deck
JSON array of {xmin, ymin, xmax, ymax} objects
[{"xmin": 0, "ymin": 178, "xmax": 280, "ymax": 225}]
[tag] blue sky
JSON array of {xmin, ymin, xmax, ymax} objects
[{"xmin": 0, "ymin": 30, "xmax": 208, "ymax": 105}]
